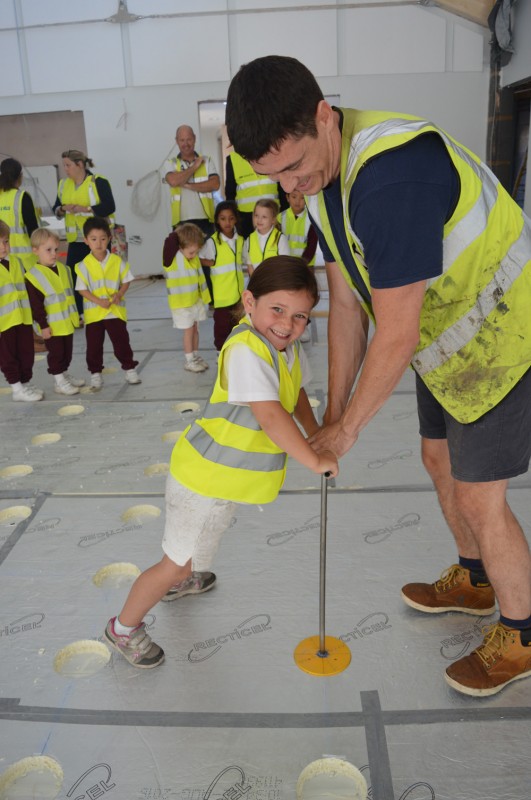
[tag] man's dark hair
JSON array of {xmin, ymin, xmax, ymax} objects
[{"xmin": 226, "ymin": 55, "xmax": 324, "ymax": 161}]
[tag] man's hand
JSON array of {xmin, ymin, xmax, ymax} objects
[{"xmin": 309, "ymin": 421, "xmax": 357, "ymax": 459}]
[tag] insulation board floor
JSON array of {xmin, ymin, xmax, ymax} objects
[{"xmin": 0, "ymin": 278, "xmax": 530, "ymax": 800}]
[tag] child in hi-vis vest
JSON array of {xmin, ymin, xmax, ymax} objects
[
  {"xmin": 103, "ymin": 256, "xmax": 338, "ymax": 668},
  {"xmin": 75, "ymin": 217, "xmax": 141, "ymax": 390},
  {"xmin": 162, "ymin": 222, "xmax": 211, "ymax": 372},
  {"xmin": 25, "ymin": 228, "xmax": 83, "ymax": 396}
]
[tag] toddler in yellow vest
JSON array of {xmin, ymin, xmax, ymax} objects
[
  {"xmin": 103, "ymin": 256, "xmax": 338, "ymax": 668},
  {"xmin": 243, "ymin": 199, "xmax": 290, "ymax": 277},
  {"xmin": 26, "ymin": 229, "xmax": 84, "ymax": 395},
  {"xmin": 0, "ymin": 220, "xmax": 43, "ymax": 401},
  {"xmin": 162, "ymin": 222, "xmax": 211, "ymax": 372},
  {"xmin": 75, "ymin": 217, "xmax": 141, "ymax": 390}
]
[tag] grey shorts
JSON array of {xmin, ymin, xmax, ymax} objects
[{"xmin": 416, "ymin": 368, "xmax": 531, "ymax": 482}]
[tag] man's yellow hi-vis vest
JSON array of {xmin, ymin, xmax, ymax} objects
[{"xmin": 306, "ymin": 108, "xmax": 531, "ymax": 423}]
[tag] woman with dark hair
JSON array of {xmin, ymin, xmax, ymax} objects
[
  {"xmin": 54, "ymin": 149, "xmax": 116, "ymax": 319},
  {"xmin": 0, "ymin": 157, "xmax": 40, "ymax": 271}
]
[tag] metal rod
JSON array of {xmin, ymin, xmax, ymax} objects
[{"xmin": 318, "ymin": 472, "xmax": 329, "ymax": 655}]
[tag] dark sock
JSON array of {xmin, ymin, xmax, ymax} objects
[
  {"xmin": 499, "ymin": 614, "xmax": 531, "ymax": 638},
  {"xmin": 459, "ymin": 556, "xmax": 489, "ymax": 585}
]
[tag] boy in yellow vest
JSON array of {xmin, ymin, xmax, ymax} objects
[
  {"xmin": 75, "ymin": 217, "xmax": 141, "ymax": 390},
  {"xmin": 26, "ymin": 229, "xmax": 83, "ymax": 395},
  {"xmin": 0, "ymin": 221, "xmax": 43, "ymax": 401}
]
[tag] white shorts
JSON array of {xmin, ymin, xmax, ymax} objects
[
  {"xmin": 162, "ymin": 473, "xmax": 235, "ymax": 571},
  {"xmin": 171, "ymin": 299, "xmax": 208, "ymax": 329}
]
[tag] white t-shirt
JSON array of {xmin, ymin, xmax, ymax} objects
[
  {"xmin": 164, "ymin": 154, "xmax": 217, "ymax": 221},
  {"xmin": 225, "ymin": 340, "xmax": 312, "ymax": 405},
  {"xmin": 242, "ymin": 227, "xmax": 290, "ymax": 267},
  {"xmin": 199, "ymin": 232, "xmax": 239, "ymax": 261},
  {"xmin": 75, "ymin": 252, "xmax": 134, "ymax": 320}
]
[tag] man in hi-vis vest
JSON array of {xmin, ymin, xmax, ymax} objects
[
  {"xmin": 226, "ymin": 55, "xmax": 531, "ymax": 699},
  {"xmin": 164, "ymin": 125, "xmax": 220, "ymax": 238}
]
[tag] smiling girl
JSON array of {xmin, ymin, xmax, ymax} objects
[{"xmin": 104, "ymin": 255, "xmax": 338, "ymax": 669}]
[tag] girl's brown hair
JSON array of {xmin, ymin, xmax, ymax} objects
[{"xmin": 247, "ymin": 256, "xmax": 319, "ymax": 308}]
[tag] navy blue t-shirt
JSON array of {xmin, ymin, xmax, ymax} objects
[{"xmin": 314, "ymin": 131, "xmax": 459, "ymax": 295}]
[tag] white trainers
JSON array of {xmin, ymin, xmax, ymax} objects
[
  {"xmin": 21, "ymin": 382, "xmax": 44, "ymax": 399},
  {"xmin": 184, "ymin": 359, "xmax": 205, "ymax": 373},
  {"xmin": 54, "ymin": 374, "xmax": 80, "ymax": 395},
  {"xmin": 125, "ymin": 369, "xmax": 141, "ymax": 384},
  {"xmin": 64, "ymin": 372, "xmax": 85, "ymax": 387},
  {"xmin": 90, "ymin": 373, "xmax": 103, "ymax": 390},
  {"xmin": 12, "ymin": 384, "xmax": 43, "ymax": 402},
  {"xmin": 194, "ymin": 354, "xmax": 209, "ymax": 369}
]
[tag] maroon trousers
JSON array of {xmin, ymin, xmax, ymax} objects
[
  {"xmin": 213, "ymin": 304, "xmax": 239, "ymax": 352},
  {"xmin": 0, "ymin": 323, "xmax": 35, "ymax": 384},
  {"xmin": 85, "ymin": 318, "xmax": 138, "ymax": 374},
  {"xmin": 45, "ymin": 333, "xmax": 73, "ymax": 375}
]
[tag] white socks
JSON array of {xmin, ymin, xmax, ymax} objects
[{"xmin": 114, "ymin": 617, "xmax": 136, "ymax": 636}]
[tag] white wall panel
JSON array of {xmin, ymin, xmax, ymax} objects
[
  {"xmin": 339, "ymin": 7, "xmax": 446, "ymax": 75},
  {"xmin": 129, "ymin": 17, "xmax": 231, "ymax": 86},
  {"xmin": 501, "ymin": 0, "xmax": 531, "ymax": 87},
  {"xmin": 2, "ymin": 3, "xmax": 17, "ymax": 27},
  {"xmin": 129, "ymin": 0, "xmax": 227, "ymax": 12},
  {"xmin": 24, "ymin": 24, "xmax": 125, "ymax": 94},
  {"xmin": 452, "ymin": 24, "xmax": 484, "ymax": 72},
  {"xmin": 0, "ymin": 32, "xmax": 25, "ymax": 97},
  {"xmin": 231, "ymin": 9, "xmax": 337, "ymax": 77},
  {"xmin": 20, "ymin": 0, "xmax": 117, "ymax": 26}
]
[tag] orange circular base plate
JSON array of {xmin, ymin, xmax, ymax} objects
[{"xmin": 294, "ymin": 635, "xmax": 351, "ymax": 676}]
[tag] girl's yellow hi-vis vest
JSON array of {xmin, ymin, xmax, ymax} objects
[
  {"xmin": 230, "ymin": 152, "xmax": 279, "ymax": 212},
  {"xmin": 0, "ymin": 255, "xmax": 32, "ymax": 332},
  {"xmin": 209, "ymin": 233, "xmax": 244, "ymax": 308},
  {"xmin": 163, "ymin": 251, "xmax": 211, "ymax": 310},
  {"xmin": 75, "ymin": 253, "xmax": 128, "ymax": 323},
  {"xmin": 168, "ymin": 155, "xmax": 215, "ymax": 227},
  {"xmin": 279, "ymin": 207, "xmax": 315, "ymax": 265},
  {"xmin": 247, "ymin": 228, "xmax": 281, "ymax": 268},
  {"xmin": 0, "ymin": 188, "xmax": 38, "ymax": 271},
  {"xmin": 58, "ymin": 174, "xmax": 115, "ymax": 243},
  {"xmin": 306, "ymin": 107, "xmax": 531, "ymax": 423},
  {"xmin": 170, "ymin": 319, "xmax": 302, "ymax": 504},
  {"xmin": 25, "ymin": 262, "xmax": 79, "ymax": 335}
]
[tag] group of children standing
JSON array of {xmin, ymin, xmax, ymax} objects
[
  {"xmin": 0, "ymin": 217, "xmax": 141, "ymax": 400},
  {"xmin": 162, "ymin": 191, "xmax": 316, "ymax": 371}
]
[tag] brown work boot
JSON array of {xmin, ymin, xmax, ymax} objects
[
  {"xmin": 445, "ymin": 622, "xmax": 531, "ymax": 696},
  {"xmin": 401, "ymin": 564, "xmax": 495, "ymax": 615}
]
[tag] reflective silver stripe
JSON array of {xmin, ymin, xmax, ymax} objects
[
  {"xmin": 346, "ymin": 117, "xmax": 429, "ymax": 175},
  {"xmin": 84, "ymin": 300, "xmax": 99, "ymax": 310},
  {"xmin": 185, "ymin": 422, "xmax": 286, "ymax": 472},
  {"xmin": 238, "ymin": 179, "xmax": 275, "ymax": 190},
  {"xmin": 211, "ymin": 262, "xmax": 237, "ymax": 275},
  {"xmin": 202, "ymin": 403, "xmax": 261, "ymax": 430},
  {"xmin": 64, "ymin": 287, "xmax": 75, "ymax": 298},
  {"xmin": 413, "ymin": 219, "xmax": 531, "ymax": 375},
  {"xmin": 288, "ymin": 234, "xmax": 306, "ymax": 243},
  {"xmin": 0, "ymin": 284, "xmax": 15, "ymax": 297},
  {"xmin": 167, "ymin": 284, "xmax": 201, "ymax": 295},
  {"xmin": 236, "ymin": 193, "xmax": 276, "ymax": 207},
  {"xmin": 12, "ymin": 189, "xmax": 23, "ymax": 232},
  {"xmin": 19, "ymin": 297, "xmax": 30, "ymax": 309},
  {"xmin": 0, "ymin": 299, "xmax": 22, "ymax": 315},
  {"xmin": 9, "ymin": 245, "xmax": 31, "ymax": 253},
  {"xmin": 47, "ymin": 307, "xmax": 70, "ymax": 322},
  {"xmin": 171, "ymin": 196, "xmax": 180, "ymax": 204}
]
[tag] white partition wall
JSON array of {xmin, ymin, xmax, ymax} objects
[{"xmin": 0, "ymin": 1, "xmax": 491, "ymax": 275}]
